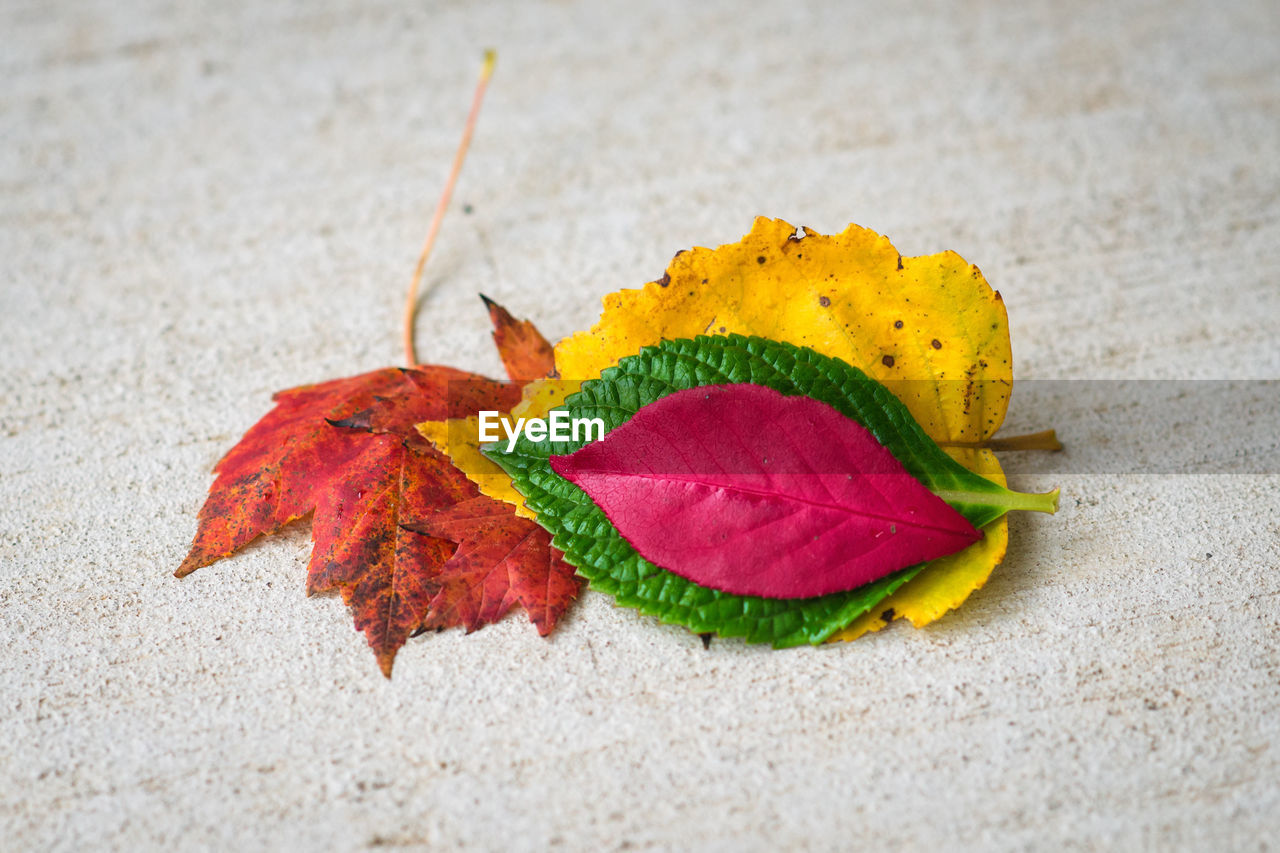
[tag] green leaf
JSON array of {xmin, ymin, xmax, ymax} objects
[{"xmin": 485, "ymin": 334, "xmax": 1054, "ymax": 646}]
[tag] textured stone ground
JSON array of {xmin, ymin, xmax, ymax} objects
[{"xmin": 3, "ymin": 0, "xmax": 1278, "ymax": 849}]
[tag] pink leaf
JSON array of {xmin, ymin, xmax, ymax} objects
[{"xmin": 549, "ymin": 384, "xmax": 981, "ymax": 599}]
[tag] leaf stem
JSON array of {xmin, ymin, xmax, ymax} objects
[
  {"xmin": 932, "ymin": 486, "xmax": 1061, "ymax": 515},
  {"xmin": 403, "ymin": 49, "xmax": 497, "ymax": 367},
  {"xmin": 938, "ymin": 429, "xmax": 1063, "ymax": 452}
]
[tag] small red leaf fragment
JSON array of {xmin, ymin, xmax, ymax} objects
[
  {"xmin": 404, "ymin": 495, "xmax": 581, "ymax": 636},
  {"xmin": 483, "ymin": 294, "xmax": 555, "ymax": 381},
  {"xmin": 549, "ymin": 384, "xmax": 981, "ymax": 599}
]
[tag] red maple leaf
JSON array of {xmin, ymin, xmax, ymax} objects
[{"xmin": 177, "ymin": 301, "xmax": 580, "ymax": 676}]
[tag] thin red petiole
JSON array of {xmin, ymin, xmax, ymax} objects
[{"xmin": 403, "ymin": 50, "xmax": 496, "ymax": 367}]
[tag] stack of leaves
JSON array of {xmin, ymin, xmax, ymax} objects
[
  {"xmin": 419, "ymin": 218, "xmax": 1058, "ymax": 647},
  {"xmin": 179, "ymin": 218, "xmax": 1058, "ymax": 676}
]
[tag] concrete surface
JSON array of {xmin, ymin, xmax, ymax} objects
[{"xmin": 3, "ymin": 0, "xmax": 1279, "ymax": 849}]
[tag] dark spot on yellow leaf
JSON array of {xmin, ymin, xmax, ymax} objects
[
  {"xmin": 718, "ymin": 326, "xmax": 726, "ymax": 333},
  {"xmin": 656, "ymin": 273, "xmax": 670, "ymax": 288},
  {"xmin": 932, "ymin": 339, "xmax": 942, "ymax": 349},
  {"xmin": 881, "ymin": 607, "xmax": 896, "ymax": 622},
  {"xmin": 882, "ymin": 355, "xmax": 895, "ymax": 367},
  {"xmin": 756, "ymin": 256, "xmax": 766, "ymax": 264},
  {"xmin": 896, "ymin": 256, "xmax": 904, "ymax": 271},
  {"xmin": 894, "ymin": 320, "xmax": 903, "ymax": 329},
  {"xmin": 819, "ymin": 296, "xmax": 831, "ymax": 307}
]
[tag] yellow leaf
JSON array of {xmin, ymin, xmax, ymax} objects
[
  {"xmin": 555, "ymin": 217, "xmax": 1012, "ymax": 444},
  {"xmin": 422, "ymin": 217, "xmax": 1023, "ymax": 633}
]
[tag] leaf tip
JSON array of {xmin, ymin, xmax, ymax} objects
[{"xmin": 175, "ymin": 549, "xmax": 209, "ymax": 578}]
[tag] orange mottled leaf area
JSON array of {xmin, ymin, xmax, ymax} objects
[
  {"xmin": 178, "ymin": 302, "xmax": 574, "ymax": 677},
  {"xmin": 405, "ymin": 496, "xmax": 580, "ymax": 636}
]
